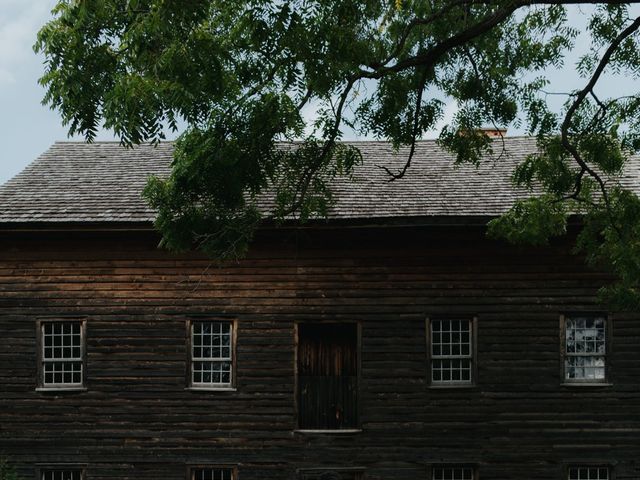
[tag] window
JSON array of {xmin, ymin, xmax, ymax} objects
[
  {"xmin": 189, "ymin": 467, "xmax": 236, "ymax": 480},
  {"xmin": 562, "ymin": 315, "xmax": 608, "ymax": 383},
  {"xmin": 429, "ymin": 318, "xmax": 475, "ymax": 385},
  {"xmin": 431, "ymin": 465, "xmax": 476, "ymax": 480},
  {"xmin": 189, "ymin": 320, "xmax": 235, "ymax": 389},
  {"xmin": 297, "ymin": 323, "xmax": 359, "ymax": 430},
  {"xmin": 37, "ymin": 320, "xmax": 85, "ymax": 389},
  {"xmin": 40, "ymin": 469, "xmax": 84, "ymax": 480},
  {"xmin": 567, "ymin": 466, "xmax": 610, "ymax": 479}
]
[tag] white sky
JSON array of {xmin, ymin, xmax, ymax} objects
[
  {"xmin": 0, "ymin": 0, "xmax": 122, "ymax": 185},
  {"xmin": 0, "ymin": 2, "xmax": 638, "ymax": 184}
]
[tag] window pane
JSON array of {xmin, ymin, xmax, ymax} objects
[
  {"xmin": 41, "ymin": 470, "xmax": 82, "ymax": 480},
  {"xmin": 43, "ymin": 361, "xmax": 83, "ymax": 386},
  {"xmin": 192, "ymin": 322, "xmax": 232, "ymax": 359},
  {"xmin": 41, "ymin": 321, "xmax": 84, "ymax": 386},
  {"xmin": 432, "ymin": 466, "xmax": 475, "ymax": 480},
  {"xmin": 568, "ymin": 466, "xmax": 609, "ymax": 479},
  {"xmin": 566, "ymin": 356, "xmax": 605, "ymax": 380},
  {"xmin": 192, "ymin": 468, "xmax": 234, "ymax": 480},
  {"xmin": 43, "ymin": 322, "xmax": 82, "ymax": 359},
  {"xmin": 565, "ymin": 316, "xmax": 606, "ymax": 381},
  {"xmin": 431, "ymin": 320, "xmax": 473, "ymax": 384},
  {"xmin": 191, "ymin": 320, "xmax": 233, "ymax": 386}
]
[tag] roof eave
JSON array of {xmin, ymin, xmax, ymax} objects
[
  {"xmin": 0, "ymin": 220, "xmax": 156, "ymax": 232},
  {"xmin": 0, "ymin": 214, "xmax": 586, "ymax": 233}
]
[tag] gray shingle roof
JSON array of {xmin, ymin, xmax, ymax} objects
[{"xmin": 1, "ymin": 137, "xmax": 639, "ymax": 224}]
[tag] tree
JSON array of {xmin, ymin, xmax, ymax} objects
[{"xmin": 35, "ymin": 1, "xmax": 640, "ymax": 308}]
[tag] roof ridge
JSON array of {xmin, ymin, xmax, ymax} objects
[{"xmin": 51, "ymin": 136, "xmax": 538, "ymax": 146}]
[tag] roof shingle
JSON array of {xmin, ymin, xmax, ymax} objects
[{"xmin": 1, "ymin": 138, "xmax": 638, "ymax": 223}]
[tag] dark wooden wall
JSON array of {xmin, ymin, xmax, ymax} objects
[{"xmin": 1, "ymin": 224, "xmax": 639, "ymax": 479}]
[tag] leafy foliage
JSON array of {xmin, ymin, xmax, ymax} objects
[
  {"xmin": 0, "ymin": 457, "xmax": 19, "ymax": 480},
  {"xmin": 35, "ymin": 1, "xmax": 640, "ymax": 308}
]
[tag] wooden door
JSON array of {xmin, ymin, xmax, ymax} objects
[{"xmin": 297, "ymin": 323, "xmax": 358, "ymax": 429}]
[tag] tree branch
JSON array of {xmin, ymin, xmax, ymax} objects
[
  {"xmin": 290, "ymin": 1, "xmax": 640, "ymax": 210},
  {"xmin": 281, "ymin": 80, "xmax": 356, "ymax": 217},
  {"xmin": 371, "ymin": 0, "xmax": 640, "ymax": 72},
  {"xmin": 372, "ymin": 0, "xmax": 498, "ymax": 70},
  {"xmin": 360, "ymin": 2, "xmax": 522, "ymax": 80},
  {"xmin": 377, "ymin": 67, "xmax": 430, "ymax": 181},
  {"xmin": 560, "ymin": 15, "xmax": 640, "ymax": 228},
  {"xmin": 365, "ymin": 0, "xmax": 640, "ymax": 81},
  {"xmin": 462, "ymin": 44, "xmax": 508, "ymax": 159}
]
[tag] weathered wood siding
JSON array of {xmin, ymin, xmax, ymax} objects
[{"xmin": 0, "ymin": 225, "xmax": 639, "ymax": 479}]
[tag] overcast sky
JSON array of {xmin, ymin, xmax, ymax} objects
[
  {"xmin": 1, "ymin": 2, "xmax": 638, "ymax": 185},
  {"xmin": 0, "ymin": 0, "xmax": 117, "ymax": 185}
]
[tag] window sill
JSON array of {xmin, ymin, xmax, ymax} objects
[
  {"xmin": 561, "ymin": 382, "xmax": 613, "ymax": 387},
  {"xmin": 36, "ymin": 387, "xmax": 87, "ymax": 393},
  {"xmin": 185, "ymin": 386, "xmax": 237, "ymax": 392},
  {"xmin": 294, "ymin": 429, "xmax": 362, "ymax": 435},
  {"xmin": 429, "ymin": 383, "xmax": 475, "ymax": 389}
]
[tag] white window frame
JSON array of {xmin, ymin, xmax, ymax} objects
[
  {"xmin": 187, "ymin": 465, "xmax": 237, "ymax": 480},
  {"xmin": 428, "ymin": 317, "xmax": 476, "ymax": 386},
  {"xmin": 38, "ymin": 467, "xmax": 86, "ymax": 480},
  {"xmin": 566, "ymin": 465, "xmax": 611, "ymax": 480},
  {"xmin": 188, "ymin": 319, "xmax": 237, "ymax": 390},
  {"xmin": 37, "ymin": 319, "xmax": 86, "ymax": 391},
  {"xmin": 430, "ymin": 464, "xmax": 477, "ymax": 480},
  {"xmin": 561, "ymin": 314, "xmax": 609, "ymax": 384}
]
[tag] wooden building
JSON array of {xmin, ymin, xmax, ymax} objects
[{"xmin": 1, "ymin": 138, "xmax": 639, "ymax": 480}]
